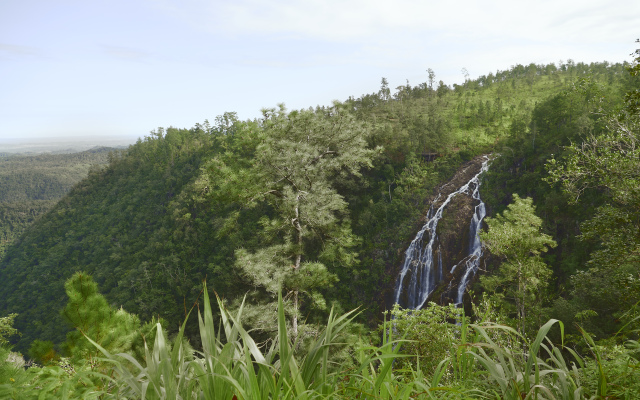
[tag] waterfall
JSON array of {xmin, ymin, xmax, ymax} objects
[
  {"xmin": 393, "ymin": 156, "xmax": 490, "ymax": 309},
  {"xmin": 455, "ymin": 160, "xmax": 488, "ymax": 304}
]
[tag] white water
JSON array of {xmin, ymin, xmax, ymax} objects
[
  {"xmin": 455, "ymin": 158, "xmax": 489, "ymax": 304},
  {"xmin": 393, "ymin": 156, "xmax": 490, "ymax": 309}
]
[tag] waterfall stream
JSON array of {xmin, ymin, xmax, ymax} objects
[{"xmin": 393, "ymin": 156, "xmax": 491, "ymax": 309}]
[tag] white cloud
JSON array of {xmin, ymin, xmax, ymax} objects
[
  {"xmin": 147, "ymin": 0, "xmax": 639, "ymax": 75},
  {"xmin": 213, "ymin": 0, "xmax": 639, "ymax": 43}
]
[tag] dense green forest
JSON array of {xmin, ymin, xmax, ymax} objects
[
  {"xmin": 0, "ymin": 46, "xmax": 639, "ymax": 398},
  {"xmin": 0, "ymin": 148, "xmax": 113, "ymax": 259}
]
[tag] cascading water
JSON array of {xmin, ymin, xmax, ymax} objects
[
  {"xmin": 455, "ymin": 163, "xmax": 488, "ymax": 304},
  {"xmin": 393, "ymin": 156, "xmax": 491, "ymax": 309}
]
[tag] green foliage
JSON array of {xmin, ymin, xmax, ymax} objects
[
  {"xmin": 61, "ymin": 272, "xmax": 153, "ymax": 363},
  {"xmin": 482, "ymin": 62, "xmax": 628, "ymax": 283},
  {"xmin": 468, "ymin": 319, "xmax": 585, "ymax": 399},
  {"xmin": 2, "ymin": 281, "xmax": 636, "ymax": 398},
  {"xmin": 389, "ymin": 303, "xmax": 463, "ymax": 378},
  {"xmin": 0, "ymin": 355, "xmax": 117, "ymax": 399},
  {"xmin": 0, "ymin": 314, "xmax": 19, "ymax": 348},
  {"xmin": 0, "ymin": 59, "xmax": 634, "ymax": 373},
  {"xmin": 0, "ymin": 200, "xmax": 54, "ymax": 261},
  {"xmin": 623, "ymin": 39, "xmax": 640, "ymax": 116},
  {"xmin": 546, "ymin": 96, "xmax": 640, "ymax": 270},
  {"xmin": 0, "ymin": 348, "xmax": 28, "ymax": 395},
  {"xmin": 0, "ymin": 314, "xmax": 26, "ymax": 389},
  {"xmin": 28, "ymin": 339, "xmax": 56, "ymax": 365},
  {"xmin": 0, "ymin": 126, "xmax": 252, "ymax": 352},
  {"xmin": 544, "ymin": 49, "xmax": 640, "ymax": 339},
  {"xmin": 81, "ymin": 283, "xmax": 363, "ymax": 399},
  {"xmin": 480, "ymin": 194, "xmax": 556, "ymax": 337},
  {"xmin": 0, "ymin": 56, "xmax": 639, "ymax": 398},
  {"xmin": 0, "ymin": 148, "xmax": 112, "ymax": 203},
  {"xmin": 216, "ymin": 104, "xmax": 378, "ymax": 336},
  {"xmin": 0, "ymin": 148, "xmax": 112, "ymax": 260}
]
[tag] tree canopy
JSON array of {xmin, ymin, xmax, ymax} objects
[{"xmin": 480, "ymin": 194, "xmax": 556, "ymax": 337}]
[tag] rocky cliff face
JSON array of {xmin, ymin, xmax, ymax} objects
[{"xmin": 391, "ymin": 154, "xmax": 491, "ymax": 312}]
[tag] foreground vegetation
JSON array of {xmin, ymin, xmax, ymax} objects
[{"xmin": 1, "ymin": 277, "xmax": 638, "ymax": 399}]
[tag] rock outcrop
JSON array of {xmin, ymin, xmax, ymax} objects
[{"xmin": 392, "ymin": 154, "xmax": 491, "ymax": 311}]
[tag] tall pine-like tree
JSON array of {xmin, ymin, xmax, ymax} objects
[
  {"xmin": 62, "ymin": 272, "xmax": 157, "ymax": 363},
  {"xmin": 227, "ymin": 104, "xmax": 377, "ymax": 340}
]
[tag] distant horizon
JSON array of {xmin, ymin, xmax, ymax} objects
[
  {"xmin": 0, "ymin": 134, "xmax": 139, "ymax": 154},
  {"xmin": 0, "ymin": 134, "xmax": 140, "ymax": 142}
]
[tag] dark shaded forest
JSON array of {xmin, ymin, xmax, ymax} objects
[{"xmin": 0, "ymin": 148, "xmax": 113, "ymax": 259}]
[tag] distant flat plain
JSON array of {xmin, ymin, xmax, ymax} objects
[{"xmin": 0, "ymin": 135, "xmax": 139, "ymax": 154}]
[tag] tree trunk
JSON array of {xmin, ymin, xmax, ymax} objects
[{"xmin": 292, "ymin": 193, "xmax": 302, "ymax": 342}]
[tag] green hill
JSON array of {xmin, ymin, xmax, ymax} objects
[
  {"xmin": 0, "ymin": 148, "xmax": 114, "ymax": 259},
  {"xmin": 1, "ymin": 60, "xmax": 635, "ymax": 353}
]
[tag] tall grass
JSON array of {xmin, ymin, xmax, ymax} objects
[
  {"xmin": 85, "ymin": 289, "xmax": 598, "ymax": 399},
  {"xmin": 85, "ymin": 285, "xmax": 364, "ymax": 399},
  {"xmin": 9, "ymin": 284, "xmax": 625, "ymax": 399},
  {"xmin": 468, "ymin": 319, "xmax": 585, "ymax": 399}
]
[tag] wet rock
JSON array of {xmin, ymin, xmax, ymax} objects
[{"xmin": 391, "ymin": 154, "xmax": 491, "ymax": 311}]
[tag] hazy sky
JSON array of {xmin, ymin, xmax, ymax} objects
[{"xmin": 1, "ymin": 0, "xmax": 638, "ymax": 141}]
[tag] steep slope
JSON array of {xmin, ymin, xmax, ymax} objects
[
  {"xmin": 0, "ymin": 148, "xmax": 113, "ymax": 259},
  {"xmin": 480, "ymin": 62, "xmax": 640, "ymax": 338},
  {"xmin": 0, "ymin": 128, "xmax": 263, "ymax": 351}
]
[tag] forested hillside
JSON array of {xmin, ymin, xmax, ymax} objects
[
  {"xmin": 0, "ymin": 148, "xmax": 113, "ymax": 259},
  {"xmin": 482, "ymin": 60, "xmax": 640, "ymax": 340},
  {"xmin": 1, "ymin": 54, "xmax": 639, "ymax": 398}
]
